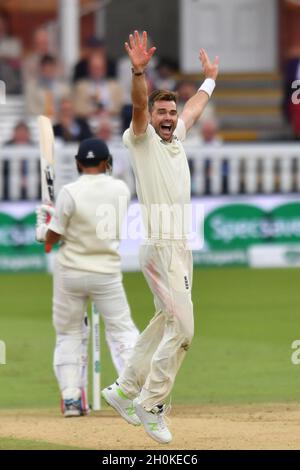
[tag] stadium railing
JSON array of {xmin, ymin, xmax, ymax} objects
[{"xmin": 1, "ymin": 142, "xmax": 300, "ymax": 200}]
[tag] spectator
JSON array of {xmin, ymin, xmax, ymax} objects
[
  {"xmin": 23, "ymin": 28, "xmax": 53, "ymax": 81},
  {"xmin": 53, "ymin": 97, "xmax": 93, "ymax": 143},
  {"xmin": 153, "ymin": 58, "xmax": 177, "ymax": 91},
  {"xmin": 200, "ymin": 118, "xmax": 222, "ymax": 146},
  {"xmin": 73, "ymin": 53, "xmax": 123, "ymax": 118},
  {"xmin": 3, "ymin": 122, "xmax": 34, "ymax": 200},
  {"xmin": 0, "ymin": 10, "xmax": 22, "ymax": 62},
  {"xmin": 92, "ymin": 113, "xmax": 132, "ymax": 188},
  {"xmin": 185, "ymin": 115, "xmax": 222, "ymax": 146},
  {"xmin": 0, "ymin": 58, "xmax": 22, "ymax": 93},
  {"xmin": 175, "ymin": 80, "xmax": 198, "ymax": 113},
  {"xmin": 94, "ymin": 114, "xmax": 114, "ymax": 142},
  {"xmin": 5, "ymin": 121, "xmax": 33, "ymax": 146},
  {"xmin": 25, "ymin": 54, "xmax": 70, "ymax": 117},
  {"xmin": 0, "ymin": 10, "xmax": 22, "ymax": 93},
  {"xmin": 73, "ymin": 36, "xmax": 116, "ymax": 83}
]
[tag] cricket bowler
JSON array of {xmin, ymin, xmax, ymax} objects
[{"xmin": 102, "ymin": 31, "xmax": 219, "ymax": 443}]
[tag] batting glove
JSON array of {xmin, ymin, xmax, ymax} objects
[
  {"xmin": 35, "ymin": 223, "xmax": 49, "ymax": 242},
  {"xmin": 35, "ymin": 204, "xmax": 56, "ymax": 242},
  {"xmin": 36, "ymin": 204, "xmax": 56, "ymax": 222}
]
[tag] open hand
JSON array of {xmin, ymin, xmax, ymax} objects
[
  {"xmin": 125, "ymin": 31, "xmax": 156, "ymax": 72},
  {"xmin": 199, "ymin": 49, "xmax": 219, "ymax": 80}
]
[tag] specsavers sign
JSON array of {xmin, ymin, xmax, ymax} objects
[
  {"xmin": 197, "ymin": 197, "xmax": 300, "ymax": 267},
  {"xmin": 204, "ymin": 202, "xmax": 300, "ymax": 250}
]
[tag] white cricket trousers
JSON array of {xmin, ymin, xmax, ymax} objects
[
  {"xmin": 119, "ymin": 241, "xmax": 194, "ymax": 410},
  {"xmin": 53, "ymin": 260, "xmax": 139, "ymax": 400}
]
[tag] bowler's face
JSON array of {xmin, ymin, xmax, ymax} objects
[{"xmin": 150, "ymin": 100, "xmax": 178, "ymax": 142}]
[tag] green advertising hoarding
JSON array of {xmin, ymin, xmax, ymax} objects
[
  {"xmin": 1, "ymin": 197, "xmax": 300, "ymax": 271},
  {"xmin": 204, "ymin": 202, "xmax": 300, "ymax": 250},
  {"xmin": 0, "ymin": 210, "xmax": 47, "ymax": 272},
  {"xmin": 196, "ymin": 200, "xmax": 300, "ymax": 267}
]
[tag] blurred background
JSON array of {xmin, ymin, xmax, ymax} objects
[
  {"xmin": 1, "ymin": 0, "xmax": 300, "ymax": 270},
  {"xmin": 0, "ymin": 0, "xmax": 300, "ymax": 414}
]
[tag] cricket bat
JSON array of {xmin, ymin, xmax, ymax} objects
[{"xmin": 37, "ymin": 115, "xmax": 55, "ymax": 253}]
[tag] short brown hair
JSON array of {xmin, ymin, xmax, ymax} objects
[{"xmin": 148, "ymin": 89, "xmax": 177, "ymax": 112}]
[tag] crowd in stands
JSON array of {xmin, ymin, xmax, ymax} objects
[
  {"xmin": 0, "ymin": 12, "xmax": 220, "ymax": 147},
  {"xmin": 1, "ymin": 13, "xmax": 300, "ymax": 201},
  {"xmin": 0, "ymin": 14, "xmax": 224, "ymax": 201},
  {"xmin": 1, "ymin": 9, "xmax": 300, "ymax": 142},
  {"xmin": 7, "ymin": 13, "xmax": 289, "ymax": 200},
  {"xmin": 0, "ymin": 10, "xmax": 22, "ymax": 93}
]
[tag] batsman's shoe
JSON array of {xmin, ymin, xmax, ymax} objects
[
  {"xmin": 133, "ymin": 399, "xmax": 172, "ymax": 444},
  {"xmin": 101, "ymin": 382, "xmax": 141, "ymax": 426},
  {"xmin": 61, "ymin": 388, "xmax": 89, "ymax": 417},
  {"xmin": 63, "ymin": 398, "xmax": 83, "ymax": 417}
]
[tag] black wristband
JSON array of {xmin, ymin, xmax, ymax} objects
[{"xmin": 131, "ymin": 68, "xmax": 145, "ymax": 76}]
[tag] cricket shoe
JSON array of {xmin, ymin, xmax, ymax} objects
[
  {"xmin": 133, "ymin": 399, "xmax": 172, "ymax": 444},
  {"xmin": 101, "ymin": 382, "xmax": 141, "ymax": 426},
  {"xmin": 62, "ymin": 398, "xmax": 83, "ymax": 417},
  {"xmin": 61, "ymin": 388, "xmax": 90, "ymax": 417}
]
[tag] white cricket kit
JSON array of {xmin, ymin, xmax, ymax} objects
[
  {"xmin": 49, "ymin": 174, "xmax": 139, "ymax": 402},
  {"xmin": 119, "ymin": 120, "xmax": 194, "ymax": 410},
  {"xmin": 123, "ymin": 119, "xmax": 191, "ymax": 239},
  {"xmin": 49, "ymin": 174, "xmax": 129, "ymax": 273}
]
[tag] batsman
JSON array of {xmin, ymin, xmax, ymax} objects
[
  {"xmin": 102, "ymin": 31, "xmax": 219, "ymax": 443},
  {"xmin": 36, "ymin": 138, "xmax": 139, "ymax": 417}
]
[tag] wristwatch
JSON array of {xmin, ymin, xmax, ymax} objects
[{"xmin": 131, "ymin": 68, "xmax": 145, "ymax": 76}]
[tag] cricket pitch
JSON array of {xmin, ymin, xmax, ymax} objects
[{"xmin": 0, "ymin": 403, "xmax": 299, "ymax": 450}]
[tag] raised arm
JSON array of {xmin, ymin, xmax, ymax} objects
[
  {"xmin": 180, "ymin": 49, "xmax": 219, "ymax": 132},
  {"xmin": 125, "ymin": 31, "xmax": 156, "ymax": 136}
]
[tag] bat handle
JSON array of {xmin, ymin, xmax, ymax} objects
[{"xmin": 45, "ymin": 212, "xmax": 52, "ymax": 253}]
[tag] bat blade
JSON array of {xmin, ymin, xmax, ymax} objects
[
  {"xmin": 38, "ymin": 115, "xmax": 55, "ymax": 204},
  {"xmin": 37, "ymin": 115, "xmax": 55, "ymax": 253}
]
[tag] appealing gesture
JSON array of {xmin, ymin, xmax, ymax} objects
[
  {"xmin": 125, "ymin": 30, "xmax": 156, "ymax": 72},
  {"xmin": 199, "ymin": 48, "xmax": 219, "ymax": 81}
]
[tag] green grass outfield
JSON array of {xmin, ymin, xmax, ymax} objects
[
  {"xmin": 0, "ymin": 268, "xmax": 299, "ymax": 409},
  {"xmin": 0, "ymin": 437, "xmax": 85, "ymax": 450}
]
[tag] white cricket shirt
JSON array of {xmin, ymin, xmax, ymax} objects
[
  {"xmin": 123, "ymin": 119, "xmax": 191, "ymax": 240},
  {"xmin": 49, "ymin": 173, "xmax": 130, "ymax": 273}
]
